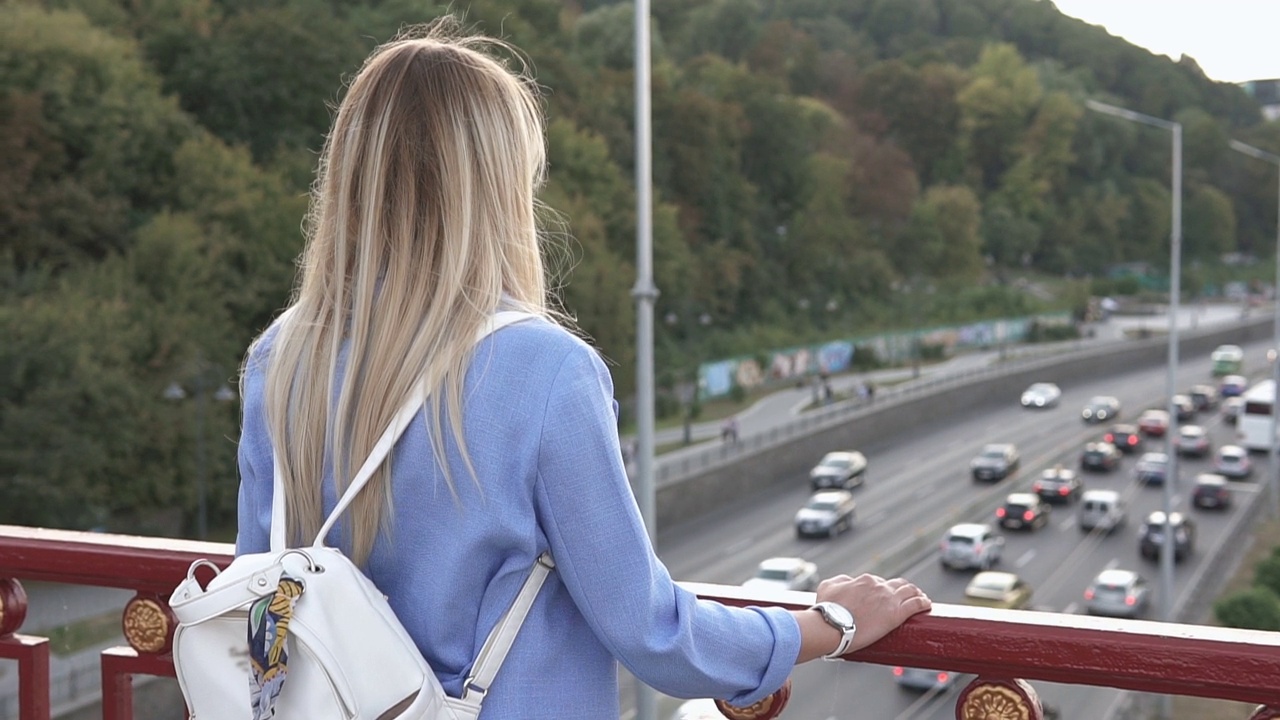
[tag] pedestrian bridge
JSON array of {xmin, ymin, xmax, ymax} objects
[{"xmin": 1, "ymin": 525, "xmax": 1277, "ymax": 720}]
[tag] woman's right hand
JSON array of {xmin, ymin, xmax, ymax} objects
[{"xmin": 793, "ymin": 573, "xmax": 931, "ymax": 663}]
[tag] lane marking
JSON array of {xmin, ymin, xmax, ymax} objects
[
  {"xmin": 1105, "ymin": 557, "xmax": 1120, "ymax": 570},
  {"xmin": 1016, "ymin": 549, "xmax": 1036, "ymax": 567},
  {"xmin": 723, "ymin": 536, "xmax": 755, "ymax": 557},
  {"xmin": 1058, "ymin": 515, "xmax": 1077, "ymax": 531},
  {"xmin": 1063, "ymin": 602, "xmax": 1079, "ymax": 615}
]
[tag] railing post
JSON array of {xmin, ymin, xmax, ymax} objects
[{"xmin": 0, "ymin": 578, "xmax": 50, "ymax": 720}]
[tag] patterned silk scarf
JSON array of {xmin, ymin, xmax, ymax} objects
[{"xmin": 248, "ymin": 576, "xmax": 306, "ymax": 720}]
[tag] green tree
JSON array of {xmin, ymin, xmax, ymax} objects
[
  {"xmin": 1183, "ymin": 184, "xmax": 1237, "ymax": 262},
  {"xmin": 908, "ymin": 185, "xmax": 984, "ymax": 282}
]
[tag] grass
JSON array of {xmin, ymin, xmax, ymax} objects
[{"xmin": 1170, "ymin": 513, "xmax": 1280, "ymax": 719}]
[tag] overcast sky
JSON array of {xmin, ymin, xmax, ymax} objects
[{"xmin": 1050, "ymin": 0, "xmax": 1280, "ymax": 84}]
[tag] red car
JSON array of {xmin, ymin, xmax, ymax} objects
[{"xmin": 1137, "ymin": 409, "xmax": 1169, "ymax": 437}]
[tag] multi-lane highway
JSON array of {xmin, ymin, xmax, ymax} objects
[{"xmin": 643, "ymin": 335, "xmax": 1270, "ymax": 719}]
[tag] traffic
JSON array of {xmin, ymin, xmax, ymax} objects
[{"xmin": 651, "ymin": 339, "xmax": 1272, "ymax": 720}]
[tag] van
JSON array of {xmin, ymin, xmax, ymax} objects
[{"xmin": 1078, "ymin": 490, "xmax": 1126, "ymax": 534}]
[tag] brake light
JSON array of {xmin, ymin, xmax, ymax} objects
[
  {"xmin": 1125, "ymin": 595, "xmax": 1137, "ymax": 606},
  {"xmin": 1127, "ymin": 435, "xmax": 1138, "ymax": 445},
  {"xmin": 1084, "ymin": 589, "xmax": 1095, "ymax": 600},
  {"xmin": 936, "ymin": 672, "xmax": 949, "ymax": 683},
  {"xmin": 893, "ymin": 667, "xmax": 904, "ymax": 677},
  {"xmin": 1059, "ymin": 486, "xmax": 1070, "ymax": 495},
  {"xmin": 1023, "ymin": 510, "xmax": 1034, "ymax": 521},
  {"xmin": 1033, "ymin": 482, "xmax": 1043, "ymax": 492},
  {"xmin": 996, "ymin": 508, "xmax": 1006, "ymax": 518},
  {"xmin": 1104, "ymin": 433, "xmax": 1114, "ymax": 443}
]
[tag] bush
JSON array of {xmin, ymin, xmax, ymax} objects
[
  {"xmin": 1256, "ymin": 552, "xmax": 1280, "ymax": 597},
  {"xmin": 1214, "ymin": 587, "xmax": 1280, "ymax": 631}
]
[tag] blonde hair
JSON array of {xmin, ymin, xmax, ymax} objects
[{"xmin": 251, "ymin": 19, "xmax": 551, "ymax": 563}]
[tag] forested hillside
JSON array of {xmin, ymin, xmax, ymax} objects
[{"xmin": 3, "ymin": 0, "xmax": 1278, "ymax": 534}]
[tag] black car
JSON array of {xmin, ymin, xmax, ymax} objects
[
  {"xmin": 1102, "ymin": 424, "xmax": 1144, "ymax": 454},
  {"xmin": 1032, "ymin": 466, "xmax": 1083, "ymax": 504},
  {"xmin": 1192, "ymin": 474, "xmax": 1232, "ymax": 510},
  {"xmin": 1139, "ymin": 511, "xmax": 1195, "ymax": 562},
  {"xmin": 1081, "ymin": 396, "xmax": 1121, "ymax": 424},
  {"xmin": 1080, "ymin": 442, "xmax": 1122, "ymax": 473},
  {"xmin": 996, "ymin": 493, "xmax": 1051, "ymax": 531}
]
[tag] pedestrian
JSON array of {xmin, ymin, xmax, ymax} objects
[
  {"xmin": 235, "ymin": 19, "xmax": 930, "ymax": 718},
  {"xmin": 867, "ymin": 382, "xmax": 876, "ymax": 404}
]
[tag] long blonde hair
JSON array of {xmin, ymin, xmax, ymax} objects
[{"xmin": 251, "ymin": 20, "xmax": 550, "ymax": 563}]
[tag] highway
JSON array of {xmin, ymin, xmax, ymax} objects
[{"xmin": 644, "ymin": 334, "xmax": 1271, "ymax": 719}]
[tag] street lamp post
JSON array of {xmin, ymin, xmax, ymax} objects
[
  {"xmin": 1229, "ymin": 138, "xmax": 1280, "ymax": 520},
  {"xmin": 165, "ymin": 367, "xmax": 237, "ymax": 540},
  {"xmin": 1086, "ymin": 98, "xmax": 1181, "ymax": 720}
]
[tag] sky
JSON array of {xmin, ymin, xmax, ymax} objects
[{"xmin": 1050, "ymin": 0, "xmax": 1280, "ymax": 84}]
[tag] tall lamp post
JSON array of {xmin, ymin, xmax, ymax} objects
[
  {"xmin": 1086, "ymin": 99, "xmax": 1181, "ymax": 720},
  {"xmin": 165, "ymin": 366, "xmax": 237, "ymax": 540},
  {"xmin": 631, "ymin": 0, "xmax": 658, "ymax": 718},
  {"xmin": 1229, "ymin": 138, "xmax": 1280, "ymax": 520}
]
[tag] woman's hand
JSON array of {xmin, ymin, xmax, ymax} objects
[{"xmin": 793, "ymin": 573, "xmax": 931, "ymax": 662}]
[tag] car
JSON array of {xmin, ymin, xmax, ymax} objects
[
  {"xmin": 794, "ymin": 490, "xmax": 857, "ymax": 538},
  {"xmin": 742, "ymin": 557, "xmax": 820, "ymax": 592},
  {"xmin": 1032, "ymin": 465, "xmax": 1083, "ymax": 504},
  {"xmin": 996, "ymin": 493, "xmax": 1051, "ymax": 531},
  {"xmin": 1084, "ymin": 569, "xmax": 1152, "ymax": 618},
  {"xmin": 1081, "ymin": 396, "xmax": 1121, "ymax": 423},
  {"xmin": 1078, "ymin": 489, "xmax": 1127, "ymax": 534},
  {"xmin": 809, "ymin": 451, "xmax": 868, "ymax": 491},
  {"xmin": 1174, "ymin": 424, "xmax": 1211, "ymax": 457},
  {"xmin": 892, "ymin": 666, "xmax": 959, "ymax": 692},
  {"xmin": 963, "ymin": 571, "xmax": 1034, "ymax": 609},
  {"xmin": 1211, "ymin": 344, "xmax": 1245, "ymax": 376},
  {"xmin": 1192, "ymin": 473, "xmax": 1232, "ymax": 510},
  {"xmin": 1102, "ymin": 424, "xmax": 1144, "ymax": 454},
  {"xmin": 1171, "ymin": 394, "xmax": 1196, "ymax": 421},
  {"xmin": 1188, "ymin": 384, "xmax": 1221, "ymax": 412},
  {"xmin": 939, "ymin": 523, "xmax": 1005, "ymax": 571},
  {"xmin": 1021, "ymin": 383, "xmax": 1061, "ymax": 409},
  {"xmin": 1134, "ymin": 452, "xmax": 1172, "ymax": 485},
  {"xmin": 1139, "ymin": 511, "xmax": 1196, "ymax": 562},
  {"xmin": 970, "ymin": 443, "xmax": 1020, "ymax": 482},
  {"xmin": 1214, "ymin": 444, "xmax": 1253, "ymax": 479},
  {"xmin": 1079, "ymin": 441, "xmax": 1123, "ymax": 473},
  {"xmin": 1220, "ymin": 375, "xmax": 1249, "ymax": 397},
  {"xmin": 1138, "ymin": 409, "xmax": 1170, "ymax": 437},
  {"xmin": 1222, "ymin": 396, "xmax": 1246, "ymax": 425}
]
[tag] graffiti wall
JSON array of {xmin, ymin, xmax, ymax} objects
[{"xmin": 696, "ymin": 313, "xmax": 1071, "ymax": 400}]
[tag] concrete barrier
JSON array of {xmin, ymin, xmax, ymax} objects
[{"xmin": 655, "ymin": 316, "xmax": 1276, "ymax": 533}]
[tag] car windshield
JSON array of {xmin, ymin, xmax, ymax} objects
[
  {"xmin": 970, "ymin": 577, "xmax": 1013, "ymax": 593},
  {"xmin": 756, "ymin": 568, "xmax": 791, "ymax": 580},
  {"xmin": 947, "ymin": 536, "xmax": 974, "ymax": 545},
  {"xmin": 820, "ymin": 458, "xmax": 851, "ymax": 469},
  {"xmin": 807, "ymin": 499, "xmax": 841, "ymax": 512},
  {"xmin": 981, "ymin": 449, "xmax": 1006, "ymax": 459}
]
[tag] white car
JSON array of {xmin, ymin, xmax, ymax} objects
[
  {"xmin": 742, "ymin": 557, "xmax": 820, "ymax": 592},
  {"xmin": 1214, "ymin": 445, "xmax": 1253, "ymax": 479},
  {"xmin": 1021, "ymin": 382, "xmax": 1062, "ymax": 408}
]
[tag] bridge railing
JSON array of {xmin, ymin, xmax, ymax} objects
[{"xmin": 2, "ymin": 525, "xmax": 1278, "ymax": 720}]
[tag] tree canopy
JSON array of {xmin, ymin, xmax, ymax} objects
[{"xmin": 3, "ymin": 0, "xmax": 1277, "ymax": 534}]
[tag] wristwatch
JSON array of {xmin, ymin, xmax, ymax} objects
[{"xmin": 811, "ymin": 601, "xmax": 856, "ymax": 661}]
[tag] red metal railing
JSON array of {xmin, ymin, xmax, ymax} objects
[{"xmin": 2, "ymin": 525, "xmax": 1279, "ymax": 720}]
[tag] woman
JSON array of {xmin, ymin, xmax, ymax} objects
[{"xmin": 236, "ymin": 19, "xmax": 930, "ymax": 719}]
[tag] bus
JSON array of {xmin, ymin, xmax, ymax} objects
[
  {"xmin": 1239, "ymin": 380, "xmax": 1277, "ymax": 451},
  {"xmin": 1211, "ymin": 344, "xmax": 1245, "ymax": 376}
]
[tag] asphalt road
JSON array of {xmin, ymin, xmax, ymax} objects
[{"xmin": 635, "ymin": 331, "xmax": 1271, "ymax": 720}]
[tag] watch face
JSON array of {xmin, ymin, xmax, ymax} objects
[{"xmin": 819, "ymin": 601, "xmax": 853, "ymax": 628}]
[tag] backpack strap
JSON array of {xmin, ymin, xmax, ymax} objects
[
  {"xmin": 458, "ymin": 551, "xmax": 556, "ymax": 711},
  {"xmin": 268, "ymin": 311, "xmax": 537, "ymax": 551}
]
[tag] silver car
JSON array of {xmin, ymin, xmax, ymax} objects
[
  {"xmin": 794, "ymin": 490, "xmax": 856, "ymax": 538},
  {"xmin": 1214, "ymin": 445, "xmax": 1253, "ymax": 479},
  {"xmin": 939, "ymin": 523, "xmax": 1005, "ymax": 570},
  {"xmin": 742, "ymin": 557, "xmax": 820, "ymax": 592},
  {"xmin": 1085, "ymin": 569, "xmax": 1152, "ymax": 618}
]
